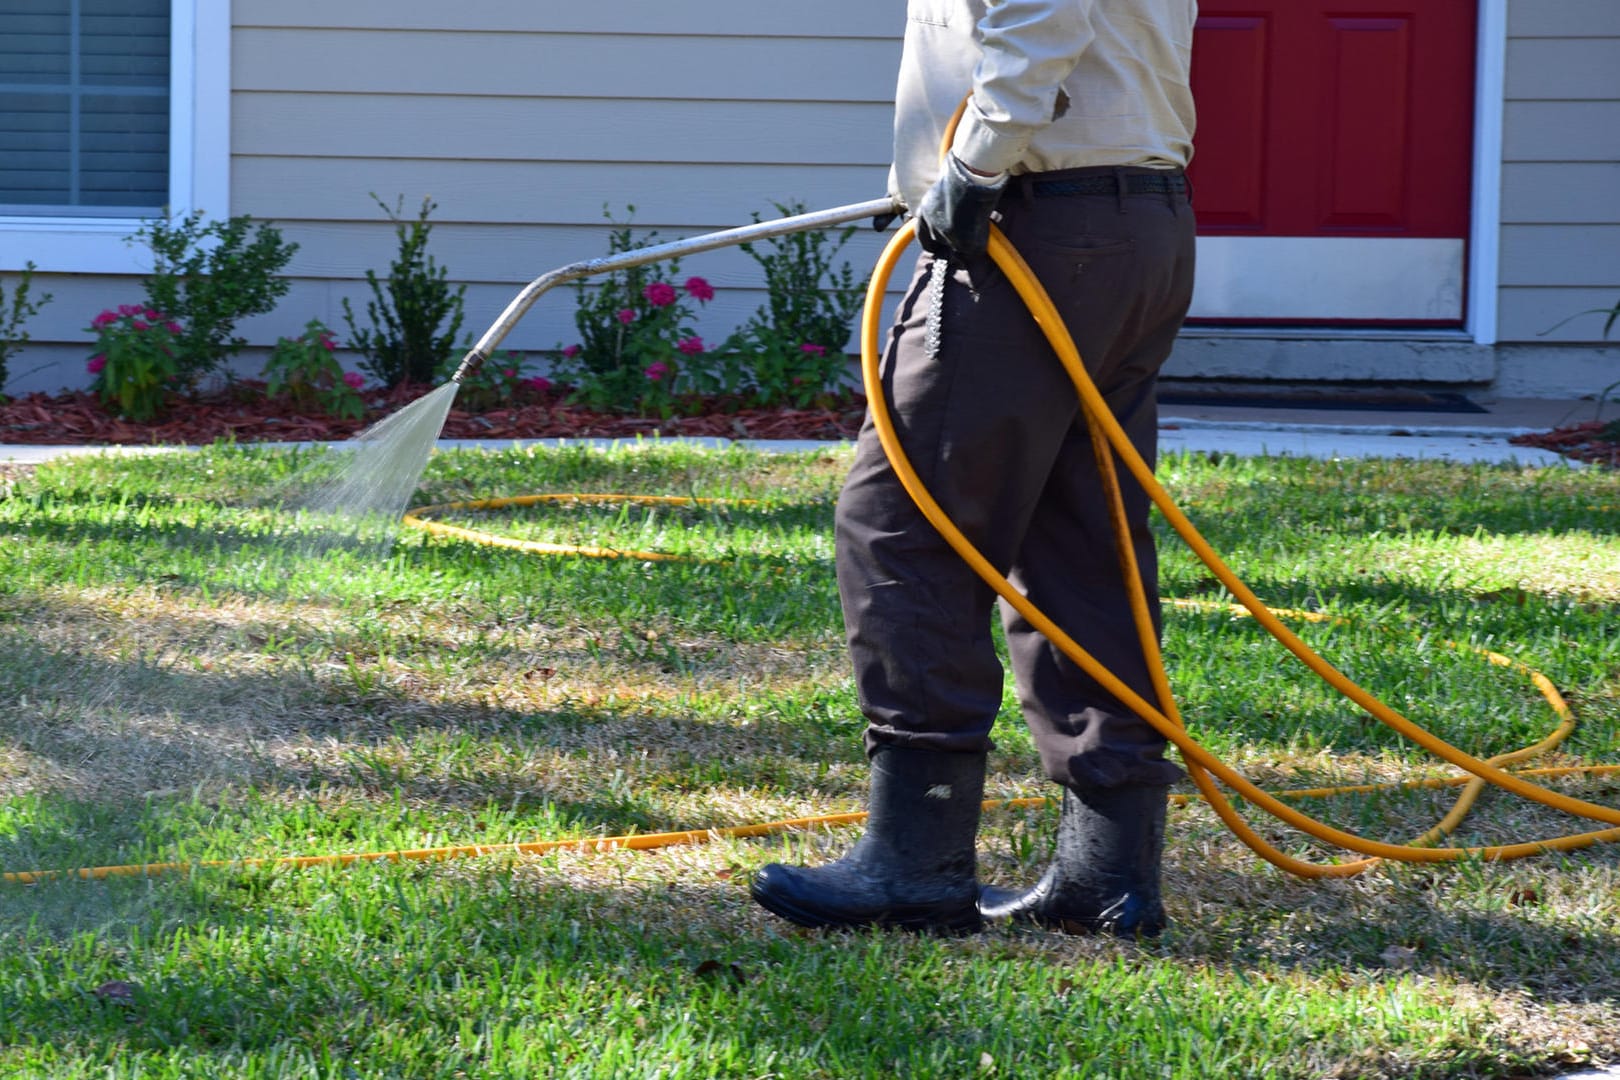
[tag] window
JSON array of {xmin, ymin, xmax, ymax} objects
[
  {"xmin": 1, "ymin": 0, "xmax": 172, "ymax": 216},
  {"xmin": 0, "ymin": 0, "xmax": 229, "ymax": 274}
]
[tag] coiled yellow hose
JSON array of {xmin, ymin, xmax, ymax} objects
[
  {"xmin": 859, "ymin": 217, "xmax": 1620, "ymax": 876},
  {"xmin": 7, "ymin": 204, "xmax": 1615, "ymax": 887}
]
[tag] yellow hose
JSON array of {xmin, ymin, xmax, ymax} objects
[
  {"xmin": 12, "ymin": 478, "xmax": 1609, "ymax": 885},
  {"xmin": 859, "ymin": 219, "xmax": 1620, "ymax": 875},
  {"xmin": 7, "ymin": 201, "xmax": 1616, "ymax": 887},
  {"xmin": 404, "ymin": 493, "xmax": 731, "ymax": 563}
]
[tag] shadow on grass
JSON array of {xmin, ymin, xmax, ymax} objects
[
  {"xmin": 1170, "ymin": 839, "xmax": 1620, "ymax": 978},
  {"xmin": 3, "ymin": 573, "xmax": 1614, "ymax": 880},
  {"xmin": 4, "ymin": 490, "xmax": 839, "ymax": 573},
  {"xmin": 1, "ymin": 853, "xmax": 1616, "ymax": 1077},
  {"xmin": 2, "ymin": 502, "xmax": 845, "ymax": 659},
  {"xmin": 0, "ymin": 602, "xmax": 867, "ymax": 876}
]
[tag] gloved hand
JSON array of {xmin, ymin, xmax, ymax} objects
[{"xmin": 914, "ymin": 154, "xmax": 1008, "ymax": 258}]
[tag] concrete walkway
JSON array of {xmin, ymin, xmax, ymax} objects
[
  {"xmin": 0, "ymin": 394, "xmax": 1600, "ymax": 467},
  {"xmin": 1155, "ymin": 393, "xmax": 1598, "ymax": 467}
]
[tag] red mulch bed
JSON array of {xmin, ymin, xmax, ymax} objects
[
  {"xmin": 1510, "ymin": 420, "xmax": 1620, "ymax": 468},
  {"xmin": 0, "ymin": 383, "xmax": 867, "ymax": 447},
  {"xmin": 4, "ymin": 384, "xmax": 1615, "ymax": 467}
]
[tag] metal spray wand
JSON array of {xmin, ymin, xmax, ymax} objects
[{"xmin": 449, "ymin": 198, "xmax": 901, "ymax": 384}]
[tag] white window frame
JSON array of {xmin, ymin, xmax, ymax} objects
[{"xmin": 0, "ymin": 0, "xmax": 230, "ymax": 275}]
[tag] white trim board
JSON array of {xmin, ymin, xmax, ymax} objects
[
  {"xmin": 0, "ymin": 0, "xmax": 232, "ymax": 275},
  {"xmin": 1190, "ymin": 237, "xmax": 1466, "ymax": 322},
  {"xmin": 1191, "ymin": 0, "xmax": 1502, "ymax": 331},
  {"xmin": 1467, "ymin": 0, "xmax": 1507, "ymax": 346}
]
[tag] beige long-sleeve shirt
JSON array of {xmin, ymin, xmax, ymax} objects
[{"xmin": 890, "ymin": 0, "xmax": 1198, "ymax": 210}]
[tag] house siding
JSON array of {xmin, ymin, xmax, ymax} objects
[
  {"xmin": 1497, "ymin": 0, "xmax": 1620, "ymax": 343},
  {"xmin": 227, "ymin": 2, "xmax": 904, "ymax": 357},
  {"xmin": 8, "ymin": 1, "xmax": 1620, "ymax": 396}
]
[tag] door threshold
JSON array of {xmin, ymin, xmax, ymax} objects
[
  {"xmin": 1158, "ymin": 381, "xmax": 1488, "ymax": 414},
  {"xmin": 1180, "ymin": 326, "xmax": 1475, "ymax": 343}
]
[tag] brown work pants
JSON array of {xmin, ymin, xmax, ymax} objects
[{"xmin": 835, "ymin": 166, "xmax": 1196, "ymax": 790}]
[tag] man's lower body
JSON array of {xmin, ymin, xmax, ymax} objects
[{"xmin": 751, "ymin": 168, "xmax": 1196, "ymax": 934}]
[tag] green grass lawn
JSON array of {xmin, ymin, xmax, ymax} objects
[{"xmin": 0, "ymin": 441, "xmax": 1617, "ymax": 1079}]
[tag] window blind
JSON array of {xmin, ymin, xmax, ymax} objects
[{"xmin": 0, "ymin": 0, "xmax": 171, "ymax": 216}]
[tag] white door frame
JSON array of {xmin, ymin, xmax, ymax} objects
[
  {"xmin": 1188, "ymin": 0, "xmax": 1505, "ymax": 334},
  {"xmin": 1467, "ymin": 0, "xmax": 1507, "ymax": 346}
]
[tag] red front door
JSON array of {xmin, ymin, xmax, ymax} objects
[{"xmin": 1187, "ymin": 1, "xmax": 1477, "ymax": 324}]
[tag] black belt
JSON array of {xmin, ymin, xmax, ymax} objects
[{"xmin": 1031, "ymin": 173, "xmax": 1187, "ymax": 198}]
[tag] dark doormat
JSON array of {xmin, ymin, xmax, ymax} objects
[{"xmin": 1157, "ymin": 387, "xmax": 1488, "ymax": 414}]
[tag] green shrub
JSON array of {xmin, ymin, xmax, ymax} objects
[
  {"xmin": 264, "ymin": 319, "xmax": 366, "ymax": 420},
  {"xmin": 552, "ymin": 209, "xmax": 713, "ymax": 414},
  {"xmin": 554, "ymin": 202, "xmax": 870, "ymax": 414},
  {"xmin": 1601, "ymin": 299, "xmax": 1620, "ymax": 441},
  {"xmin": 132, "ymin": 212, "xmax": 299, "ymax": 385},
  {"xmin": 0, "ymin": 262, "xmax": 53, "ymax": 400},
  {"xmin": 342, "ymin": 195, "xmax": 467, "ymax": 389},
  {"xmin": 709, "ymin": 327, "xmax": 856, "ymax": 410},
  {"xmin": 1594, "ymin": 299, "xmax": 1619, "ymax": 341},
  {"xmin": 734, "ymin": 201, "xmax": 868, "ymax": 354},
  {"xmin": 1541, "ymin": 296, "xmax": 1620, "ymax": 437},
  {"xmin": 714, "ymin": 200, "xmax": 869, "ymax": 406},
  {"xmin": 85, "ymin": 303, "xmax": 183, "ymax": 421}
]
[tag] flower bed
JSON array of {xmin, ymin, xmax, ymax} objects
[
  {"xmin": 0, "ymin": 382, "xmax": 867, "ymax": 447},
  {"xmin": 4, "ymin": 381, "xmax": 1614, "ymax": 466}
]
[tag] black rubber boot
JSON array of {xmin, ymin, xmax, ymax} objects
[
  {"xmin": 979, "ymin": 784, "xmax": 1169, "ymax": 938},
  {"xmin": 749, "ymin": 745, "xmax": 985, "ymax": 933}
]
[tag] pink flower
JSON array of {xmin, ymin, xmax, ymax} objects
[
  {"xmin": 118, "ymin": 304, "xmax": 140, "ymax": 317},
  {"xmin": 91, "ymin": 310, "xmax": 117, "ymax": 329},
  {"xmin": 616, "ymin": 308, "xmax": 636, "ymax": 325},
  {"xmin": 644, "ymin": 361, "xmax": 670, "ymax": 382},
  {"xmin": 132, "ymin": 320, "xmax": 149, "ymax": 332},
  {"xmin": 502, "ymin": 368, "xmax": 517, "ymax": 379},
  {"xmin": 677, "ymin": 336, "xmax": 705, "ymax": 356},
  {"xmin": 87, "ymin": 355, "xmax": 107, "ymax": 375},
  {"xmin": 561, "ymin": 344, "xmax": 582, "ymax": 358},
  {"xmin": 643, "ymin": 282, "xmax": 678, "ymax": 307},
  {"xmin": 342, "ymin": 371, "xmax": 365, "ymax": 390},
  {"xmin": 684, "ymin": 276, "xmax": 715, "ymax": 302},
  {"xmin": 524, "ymin": 376, "xmax": 552, "ymax": 392},
  {"xmin": 318, "ymin": 335, "xmax": 335, "ymax": 351},
  {"xmin": 165, "ymin": 321, "xmax": 184, "ymax": 335},
  {"xmin": 800, "ymin": 343, "xmax": 828, "ymax": 356}
]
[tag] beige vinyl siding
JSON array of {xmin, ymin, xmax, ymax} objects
[
  {"xmin": 1497, "ymin": 0, "xmax": 1620, "ymax": 343},
  {"xmin": 226, "ymin": 3, "xmax": 906, "ymax": 357}
]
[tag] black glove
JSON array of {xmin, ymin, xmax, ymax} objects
[{"xmin": 914, "ymin": 154, "xmax": 1007, "ymax": 258}]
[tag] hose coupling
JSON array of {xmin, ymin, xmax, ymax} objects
[{"xmin": 450, "ymin": 348, "xmax": 488, "ymax": 385}]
